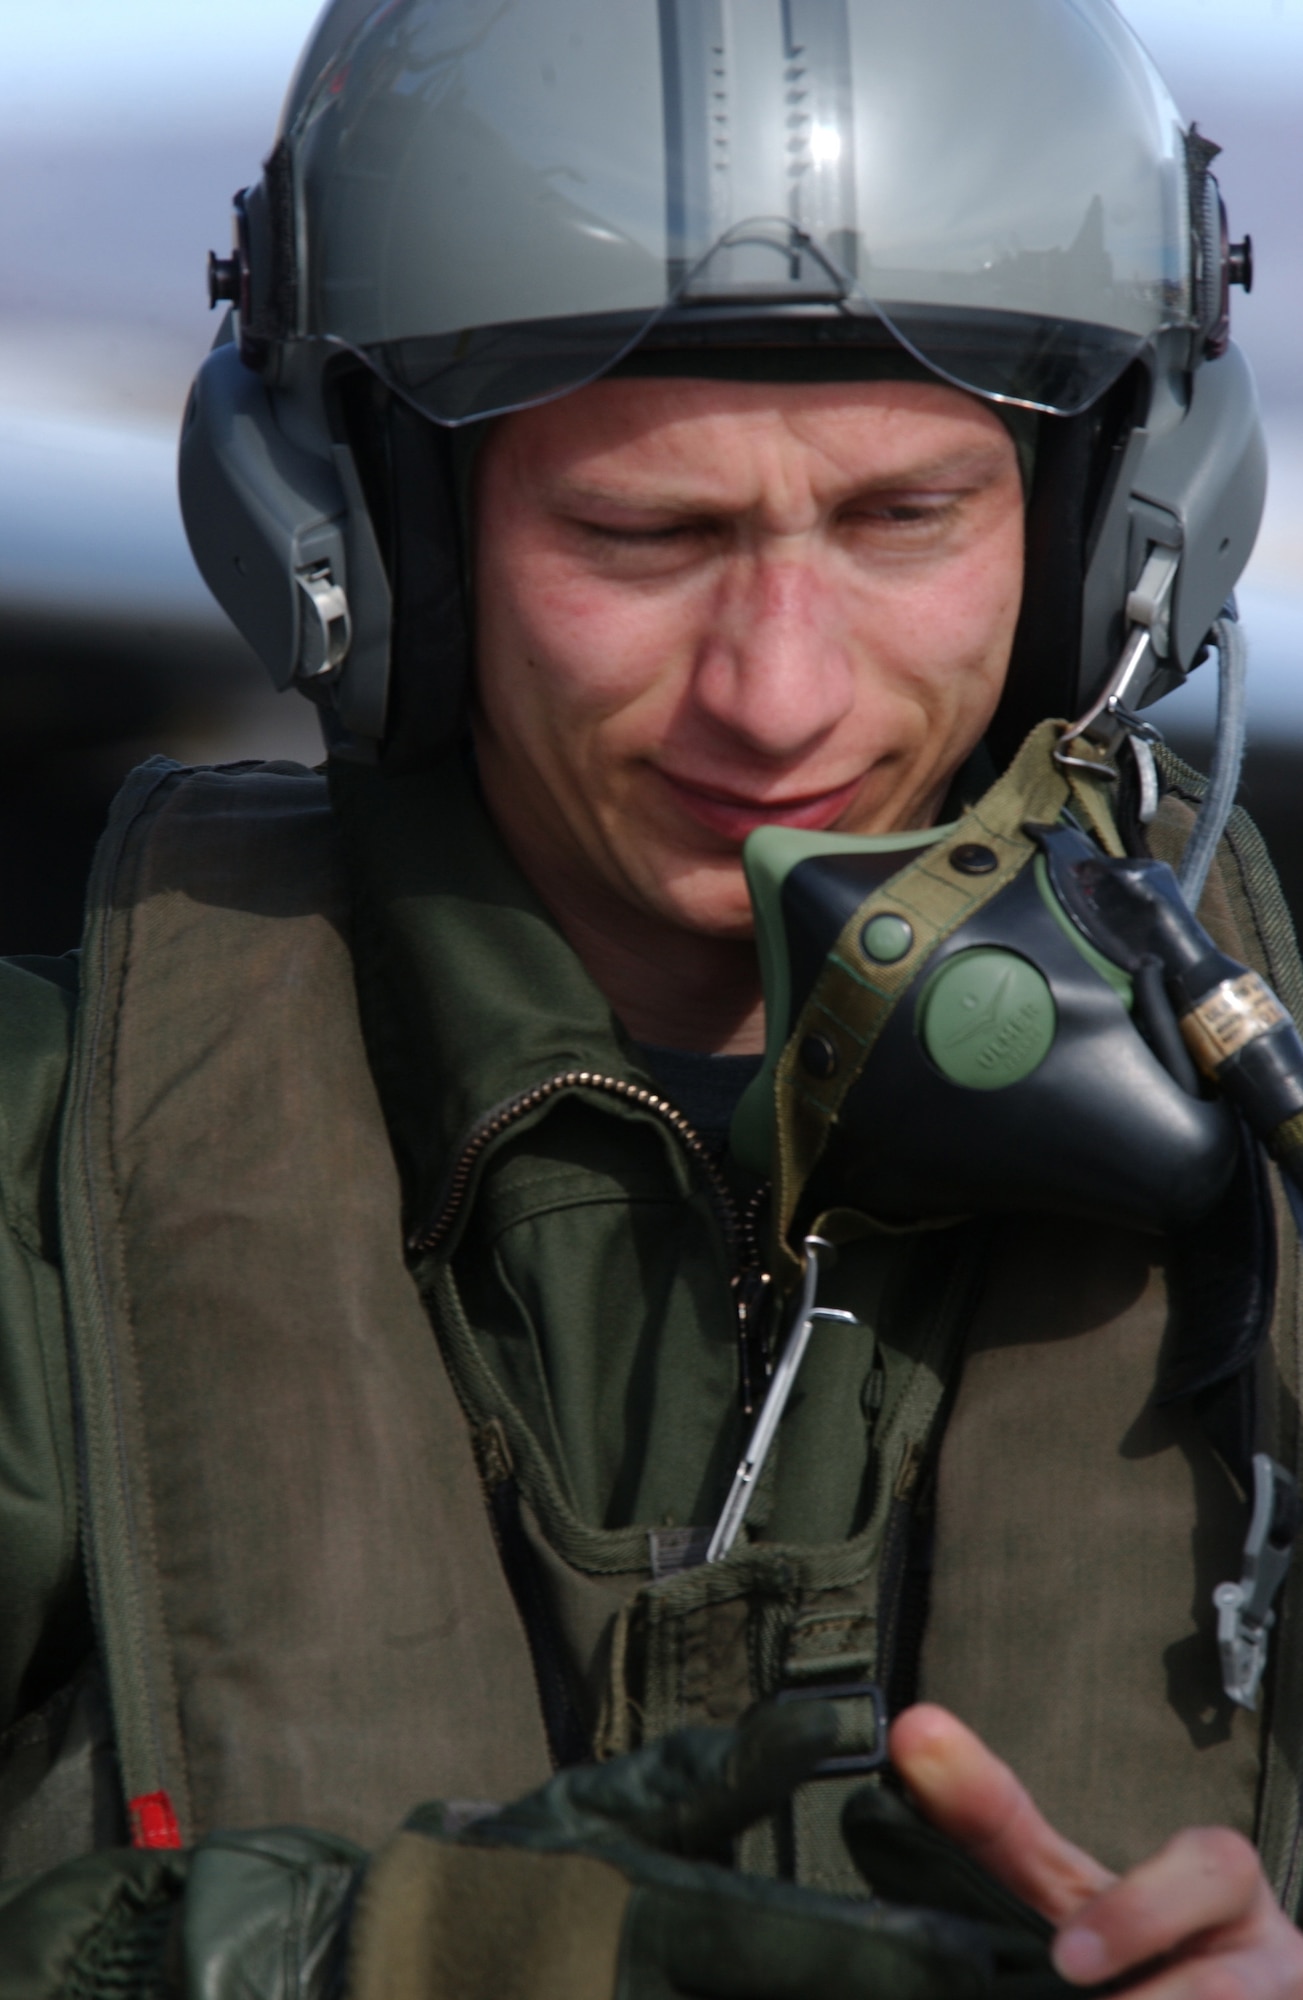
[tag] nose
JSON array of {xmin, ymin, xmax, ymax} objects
[{"xmin": 689, "ymin": 550, "xmax": 857, "ymax": 761}]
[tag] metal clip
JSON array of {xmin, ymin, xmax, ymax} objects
[
  {"xmin": 295, "ymin": 563, "xmax": 352, "ymax": 681},
  {"xmin": 706, "ymin": 1238, "xmax": 855, "ymax": 1563},
  {"xmin": 1056, "ymin": 545, "xmax": 1181, "ymax": 773},
  {"xmin": 1125, "ymin": 545, "xmax": 1181, "ymax": 664},
  {"xmin": 1214, "ymin": 1454, "xmax": 1302, "ymax": 1710},
  {"xmin": 774, "ymin": 1680, "xmax": 889, "ymax": 1777}
]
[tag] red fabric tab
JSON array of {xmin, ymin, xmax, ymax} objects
[{"xmin": 129, "ymin": 1790, "xmax": 183, "ymax": 1850}]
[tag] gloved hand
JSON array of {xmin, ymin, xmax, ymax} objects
[
  {"xmin": 6, "ymin": 1706, "xmax": 1082, "ymax": 2000},
  {"xmin": 347, "ymin": 1701, "xmax": 1000, "ymax": 2000},
  {"xmin": 843, "ymin": 1782, "xmax": 1092, "ymax": 2000}
]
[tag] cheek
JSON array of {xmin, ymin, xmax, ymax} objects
[
  {"xmin": 485, "ymin": 556, "xmax": 701, "ymax": 731},
  {"xmin": 877, "ymin": 524, "xmax": 1023, "ymax": 717},
  {"xmin": 966, "ymin": 506, "xmax": 1026, "ymax": 648}
]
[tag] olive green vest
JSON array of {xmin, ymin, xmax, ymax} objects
[{"xmin": 50, "ymin": 752, "xmax": 1303, "ymax": 1908}]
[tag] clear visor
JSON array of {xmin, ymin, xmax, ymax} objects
[{"xmin": 286, "ymin": 0, "xmax": 1192, "ymax": 423}]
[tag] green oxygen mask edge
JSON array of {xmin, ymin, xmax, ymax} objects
[{"xmin": 731, "ymin": 821, "xmax": 952, "ymax": 1175}]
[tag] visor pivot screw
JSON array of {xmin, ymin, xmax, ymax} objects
[
  {"xmin": 1228, "ymin": 236, "xmax": 1253, "ymax": 293},
  {"xmin": 950, "ymin": 843, "xmax": 998, "ymax": 876},
  {"xmin": 861, "ymin": 914, "xmax": 915, "ymax": 965},
  {"xmin": 207, "ymin": 251, "xmax": 241, "ymax": 309},
  {"xmin": 799, "ymin": 1035, "xmax": 839, "ymax": 1081}
]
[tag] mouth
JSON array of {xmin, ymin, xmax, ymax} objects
[{"xmin": 657, "ymin": 769, "xmax": 865, "ymax": 841}]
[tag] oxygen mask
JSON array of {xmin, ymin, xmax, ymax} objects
[{"xmin": 730, "ymin": 719, "xmax": 1303, "ymax": 1292}]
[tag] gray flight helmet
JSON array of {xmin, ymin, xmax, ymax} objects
[{"xmin": 178, "ymin": 0, "xmax": 1264, "ymax": 767}]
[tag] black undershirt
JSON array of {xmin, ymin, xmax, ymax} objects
[{"xmin": 635, "ymin": 1043, "xmax": 763, "ymax": 1154}]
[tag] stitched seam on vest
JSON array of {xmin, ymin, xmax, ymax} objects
[
  {"xmin": 63, "ymin": 763, "xmax": 557, "ymax": 1833},
  {"xmin": 59, "ymin": 759, "xmax": 195, "ymax": 1839}
]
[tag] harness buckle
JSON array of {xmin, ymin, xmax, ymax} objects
[
  {"xmin": 775, "ymin": 1679, "xmax": 889, "ymax": 1778},
  {"xmin": 1214, "ymin": 1453, "xmax": 1302, "ymax": 1710}
]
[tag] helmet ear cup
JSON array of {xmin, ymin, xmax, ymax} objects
[
  {"xmin": 180, "ymin": 336, "xmax": 395, "ymax": 755},
  {"xmin": 180, "ymin": 338, "xmax": 352, "ymax": 695}
]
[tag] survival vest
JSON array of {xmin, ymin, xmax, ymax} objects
[{"xmin": 36, "ymin": 748, "xmax": 1303, "ymax": 1908}]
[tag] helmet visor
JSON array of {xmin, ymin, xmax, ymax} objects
[{"xmin": 287, "ymin": 0, "xmax": 1192, "ymax": 422}]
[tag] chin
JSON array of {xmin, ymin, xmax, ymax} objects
[
  {"xmin": 635, "ymin": 846, "xmax": 758, "ymax": 941},
  {"xmin": 658, "ymin": 890, "xmax": 756, "ymax": 943}
]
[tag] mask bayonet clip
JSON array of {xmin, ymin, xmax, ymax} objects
[
  {"xmin": 1214, "ymin": 1453, "xmax": 1302, "ymax": 1711},
  {"xmin": 1057, "ymin": 545, "xmax": 1181, "ymax": 817}
]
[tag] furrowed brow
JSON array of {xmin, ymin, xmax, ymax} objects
[
  {"xmin": 848, "ymin": 444, "xmax": 1013, "ymax": 491},
  {"xmin": 552, "ymin": 478, "xmax": 720, "ymax": 520}
]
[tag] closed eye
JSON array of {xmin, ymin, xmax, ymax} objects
[
  {"xmin": 843, "ymin": 494, "xmax": 965, "ymax": 528},
  {"xmin": 579, "ymin": 517, "xmax": 716, "ymax": 544},
  {"xmin": 567, "ymin": 513, "xmax": 726, "ymax": 576}
]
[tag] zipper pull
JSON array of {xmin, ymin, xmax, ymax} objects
[{"xmin": 732, "ymin": 1266, "xmax": 773, "ymax": 1417}]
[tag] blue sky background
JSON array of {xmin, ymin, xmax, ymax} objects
[
  {"xmin": 5, "ymin": 0, "xmax": 1302, "ymax": 134},
  {"xmin": 5, "ymin": 2, "xmax": 319, "ymax": 139}
]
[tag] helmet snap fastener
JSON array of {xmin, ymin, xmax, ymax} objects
[
  {"xmin": 950, "ymin": 844, "xmax": 998, "ymax": 876},
  {"xmin": 860, "ymin": 914, "xmax": 914, "ymax": 964},
  {"xmin": 799, "ymin": 1034, "xmax": 839, "ymax": 1080}
]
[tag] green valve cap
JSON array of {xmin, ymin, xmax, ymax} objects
[
  {"xmin": 861, "ymin": 913, "xmax": 914, "ymax": 964},
  {"xmin": 920, "ymin": 949, "xmax": 1057, "ymax": 1089}
]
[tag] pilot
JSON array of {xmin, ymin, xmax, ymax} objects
[{"xmin": 2, "ymin": 2, "xmax": 1302, "ymax": 1995}]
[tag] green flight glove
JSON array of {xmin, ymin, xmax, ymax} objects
[
  {"xmin": 347, "ymin": 1700, "xmax": 999, "ymax": 2000},
  {"xmin": 1, "ymin": 1705, "xmax": 1083, "ymax": 2000},
  {"xmin": 843, "ymin": 1783, "xmax": 1092, "ymax": 2000}
]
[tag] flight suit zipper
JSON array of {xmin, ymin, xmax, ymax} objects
[
  {"xmin": 414, "ymin": 1071, "xmax": 775, "ymax": 1766},
  {"xmin": 411, "ymin": 1068, "xmax": 774, "ymax": 1408}
]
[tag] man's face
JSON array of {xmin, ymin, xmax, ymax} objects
[{"xmin": 473, "ymin": 374, "xmax": 1024, "ymax": 941}]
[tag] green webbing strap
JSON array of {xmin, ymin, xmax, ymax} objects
[
  {"xmin": 784, "ymin": 1683, "xmax": 886, "ymax": 1897},
  {"xmin": 767, "ymin": 721, "xmax": 1119, "ymax": 1287}
]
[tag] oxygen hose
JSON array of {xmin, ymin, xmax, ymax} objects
[
  {"xmin": 1068, "ymin": 857, "xmax": 1303, "ymax": 1195},
  {"xmin": 1176, "ymin": 616, "xmax": 1249, "ymax": 911}
]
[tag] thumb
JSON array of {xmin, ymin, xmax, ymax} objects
[
  {"xmin": 655, "ymin": 1698, "xmax": 842, "ymax": 1854},
  {"xmin": 470, "ymin": 1702, "xmax": 838, "ymax": 1859},
  {"xmin": 889, "ymin": 1704, "xmax": 1115, "ymax": 1924}
]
